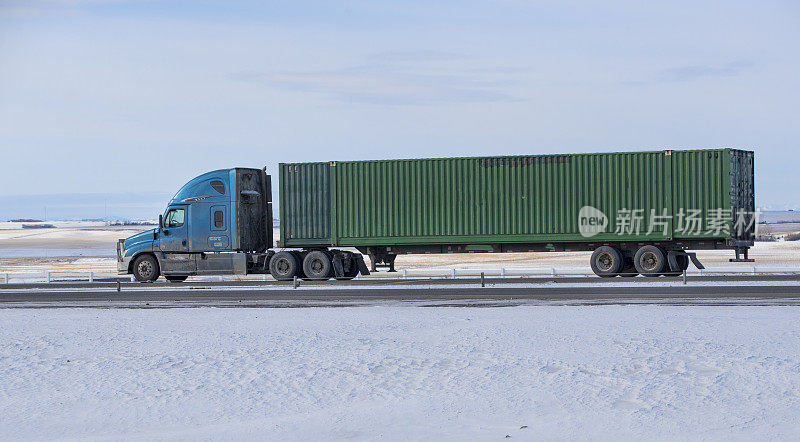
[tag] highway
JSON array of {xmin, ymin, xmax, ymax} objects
[{"xmin": 2, "ymin": 275, "xmax": 800, "ymax": 307}]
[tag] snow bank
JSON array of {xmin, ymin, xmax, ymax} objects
[{"xmin": 1, "ymin": 306, "xmax": 799, "ymax": 440}]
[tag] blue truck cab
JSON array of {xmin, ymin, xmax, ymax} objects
[{"xmin": 117, "ymin": 168, "xmax": 274, "ymax": 282}]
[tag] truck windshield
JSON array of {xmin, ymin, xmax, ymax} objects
[{"xmin": 165, "ymin": 208, "xmax": 185, "ymax": 227}]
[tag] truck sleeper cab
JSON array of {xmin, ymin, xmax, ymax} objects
[{"xmin": 117, "ymin": 167, "xmax": 368, "ymax": 282}]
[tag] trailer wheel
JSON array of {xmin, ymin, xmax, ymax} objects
[
  {"xmin": 634, "ymin": 245, "xmax": 667, "ymax": 277},
  {"xmin": 132, "ymin": 254, "xmax": 159, "ymax": 282},
  {"xmin": 270, "ymin": 251, "xmax": 299, "ymax": 281},
  {"xmin": 303, "ymin": 251, "xmax": 332, "ymax": 280},
  {"xmin": 590, "ymin": 246, "xmax": 623, "ymax": 277},
  {"xmin": 664, "ymin": 252, "xmax": 689, "ymax": 276}
]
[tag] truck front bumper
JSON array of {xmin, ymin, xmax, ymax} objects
[
  {"xmin": 117, "ymin": 257, "xmax": 132, "ymax": 275},
  {"xmin": 117, "ymin": 239, "xmax": 131, "ymax": 274}
]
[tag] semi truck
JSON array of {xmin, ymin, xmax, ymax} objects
[{"xmin": 117, "ymin": 148, "xmax": 755, "ymax": 282}]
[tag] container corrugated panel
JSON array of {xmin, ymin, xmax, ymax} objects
[
  {"xmin": 279, "ymin": 162, "xmax": 331, "ymax": 245},
  {"xmin": 670, "ymin": 150, "xmax": 730, "ymax": 240},
  {"xmin": 280, "ymin": 149, "xmax": 753, "ymax": 247}
]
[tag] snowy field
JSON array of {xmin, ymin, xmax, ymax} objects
[{"xmin": 2, "ymin": 306, "xmax": 800, "ymax": 440}]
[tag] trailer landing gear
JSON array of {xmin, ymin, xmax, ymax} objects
[
  {"xmin": 730, "ymin": 247, "xmax": 754, "ymax": 263},
  {"xmin": 367, "ymin": 252, "xmax": 397, "ymax": 273}
]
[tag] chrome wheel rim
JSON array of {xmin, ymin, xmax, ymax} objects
[{"xmin": 137, "ymin": 260, "xmax": 154, "ymax": 278}]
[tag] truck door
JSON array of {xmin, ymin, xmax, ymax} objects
[{"xmin": 159, "ymin": 205, "xmax": 194, "ymax": 273}]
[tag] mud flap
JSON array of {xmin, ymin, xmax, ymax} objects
[
  {"xmin": 331, "ymin": 253, "xmax": 345, "ymax": 278},
  {"xmin": 667, "ymin": 251, "xmax": 682, "ymax": 272},
  {"xmin": 356, "ymin": 254, "xmax": 371, "ymax": 276},
  {"xmin": 686, "ymin": 252, "xmax": 705, "ymax": 270}
]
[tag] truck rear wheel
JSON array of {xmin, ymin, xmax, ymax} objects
[
  {"xmin": 634, "ymin": 245, "xmax": 667, "ymax": 277},
  {"xmin": 303, "ymin": 251, "xmax": 332, "ymax": 280},
  {"xmin": 590, "ymin": 246, "xmax": 623, "ymax": 277},
  {"xmin": 270, "ymin": 251, "xmax": 299, "ymax": 281},
  {"xmin": 132, "ymin": 254, "xmax": 159, "ymax": 282}
]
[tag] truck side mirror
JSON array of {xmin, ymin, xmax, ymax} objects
[{"xmin": 158, "ymin": 214, "xmax": 163, "ymax": 230}]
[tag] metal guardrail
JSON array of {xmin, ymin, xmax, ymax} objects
[
  {"xmin": 3, "ymin": 266, "xmax": 800, "ymax": 284},
  {"xmin": 1, "ymin": 272, "xmax": 134, "ymax": 284}
]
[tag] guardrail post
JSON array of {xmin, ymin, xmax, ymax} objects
[
  {"xmin": 501, "ymin": 268, "xmax": 505, "ymax": 278},
  {"xmin": 753, "ymin": 266, "xmax": 757, "ymax": 275},
  {"xmin": 130, "ymin": 275, "xmax": 135, "ymax": 282},
  {"xmin": 452, "ymin": 269, "xmax": 456, "ymax": 279},
  {"xmin": 89, "ymin": 272, "xmax": 94, "ymax": 283},
  {"xmin": 46, "ymin": 272, "xmax": 51, "ymax": 283},
  {"xmin": 682, "ymin": 269, "xmax": 687, "ymax": 285},
  {"xmin": 551, "ymin": 268, "xmax": 556, "ymax": 277},
  {"xmin": 293, "ymin": 275, "xmax": 298, "ymax": 289},
  {"xmin": 480, "ymin": 272, "xmax": 485, "ymax": 287},
  {"xmin": 402, "ymin": 269, "xmax": 407, "ymax": 279},
  {"xmin": 3, "ymin": 273, "xmax": 8, "ymax": 284}
]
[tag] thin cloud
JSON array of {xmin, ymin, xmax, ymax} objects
[
  {"xmin": 366, "ymin": 50, "xmax": 468, "ymax": 63},
  {"xmin": 230, "ymin": 51, "xmax": 522, "ymax": 105},
  {"xmin": 624, "ymin": 60, "xmax": 756, "ymax": 86},
  {"xmin": 657, "ymin": 60, "xmax": 755, "ymax": 82}
]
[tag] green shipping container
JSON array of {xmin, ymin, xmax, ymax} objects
[{"xmin": 279, "ymin": 148, "xmax": 754, "ymax": 252}]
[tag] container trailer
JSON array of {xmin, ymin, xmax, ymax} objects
[{"xmin": 118, "ymin": 148, "xmax": 755, "ymax": 281}]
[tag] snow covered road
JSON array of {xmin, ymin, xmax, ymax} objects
[{"xmin": 2, "ymin": 306, "xmax": 799, "ymax": 440}]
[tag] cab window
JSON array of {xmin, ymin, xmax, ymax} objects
[
  {"xmin": 165, "ymin": 208, "xmax": 185, "ymax": 227},
  {"xmin": 210, "ymin": 180, "xmax": 225, "ymax": 195}
]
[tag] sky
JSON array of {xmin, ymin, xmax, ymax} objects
[{"xmin": 1, "ymin": 0, "xmax": 799, "ymax": 219}]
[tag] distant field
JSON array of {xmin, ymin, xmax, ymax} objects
[{"xmin": 0, "ymin": 224, "xmax": 145, "ymax": 259}]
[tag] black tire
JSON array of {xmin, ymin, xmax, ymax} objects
[
  {"xmin": 270, "ymin": 251, "xmax": 299, "ymax": 281},
  {"xmin": 166, "ymin": 275, "xmax": 188, "ymax": 283},
  {"xmin": 303, "ymin": 251, "xmax": 332, "ymax": 280},
  {"xmin": 634, "ymin": 245, "xmax": 667, "ymax": 277},
  {"xmin": 590, "ymin": 246, "xmax": 623, "ymax": 277},
  {"xmin": 664, "ymin": 252, "xmax": 689, "ymax": 277},
  {"xmin": 132, "ymin": 254, "xmax": 159, "ymax": 282}
]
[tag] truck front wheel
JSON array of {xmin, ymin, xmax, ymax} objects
[{"xmin": 132, "ymin": 254, "xmax": 160, "ymax": 282}]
